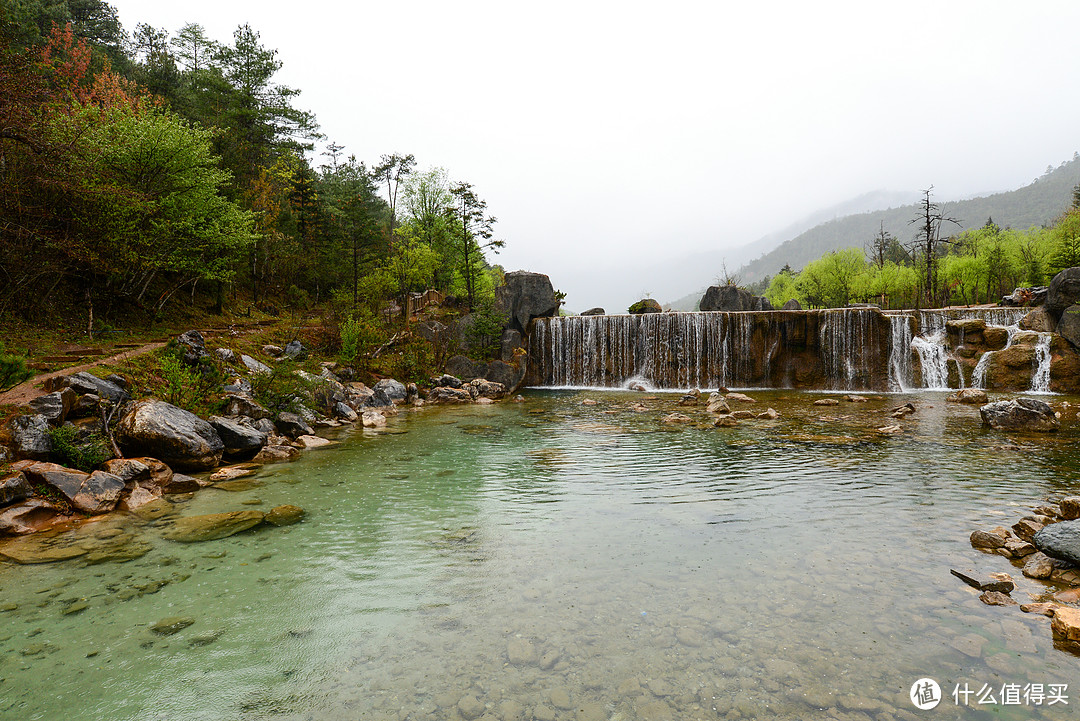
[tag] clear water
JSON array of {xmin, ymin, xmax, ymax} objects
[{"xmin": 1, "ymin": 391, "xmax": 1078, "ymax": 721}]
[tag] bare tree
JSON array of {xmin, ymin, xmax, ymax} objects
[{"xmin": 907, "ymin": 187, "xmax": 960, "ymax": 307}]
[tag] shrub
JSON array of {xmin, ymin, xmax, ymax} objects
[
  {"xmin": 0, "ymin": 341, "xmax": 31, "ymax": 391},
  {"xmin": 47, "ymin": 424, "xmax": 111, "ymax": 471}
]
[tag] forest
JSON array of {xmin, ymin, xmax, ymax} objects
[{"xmin": 0, "ymin": 1, "xmax": 506, "ymax": 339}]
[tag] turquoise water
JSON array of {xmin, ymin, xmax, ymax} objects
[{"xmin": 0, "ymin": 390, "xmax": 1078, "ymax": 720}]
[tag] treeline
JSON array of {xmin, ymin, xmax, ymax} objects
[
  {"xmin": 758, "ymin": 190, "xmax": 1080, "ymax": 309},
  {"xmin": 0, "ymin": 1, "xmax": 504, "ymax": 329}
]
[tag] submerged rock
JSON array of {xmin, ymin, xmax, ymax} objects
[
  {"xmin": 979, "ymin": 398, "xmax": 1059, "ymax": 432},
  {"xmin": 150, "ymin": 616, "xmax": 195, "ymax": 635},
  {"xmin": 162, "ymin": 510, "xmax": 265, "ymax": 543},
  {"xmin": 265, "ymin": 505, "xmax": 304, "ymax": 526},
  {"xmin": 0, "ymin": 499, "xmax": 60, "ymax": 535}
]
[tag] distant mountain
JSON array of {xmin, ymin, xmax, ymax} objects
[
  {"xmin": 734, "ymin": 158, "xmax": 1080, "ymax": 286},
  {"xmin": 663, "ymin": 190, "xmax": 923, "ymax": 310}
]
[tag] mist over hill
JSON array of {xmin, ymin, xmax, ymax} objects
[{"xmin": 663, "ymin": 157, "xmax": 1080, "ymax": 311}]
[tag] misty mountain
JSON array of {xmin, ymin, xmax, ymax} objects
[
  {"xmin": 663, "ymin": 157, "xmax": 1080, "ymax": 311},
  {"xmin": 735, "ymin": 158, "xmax": 1080, "ymax": 286}
]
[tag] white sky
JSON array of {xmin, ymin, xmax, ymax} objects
[{"xmin": 111, "ymin": 0, "xmax": 1080, "ymax": 311}]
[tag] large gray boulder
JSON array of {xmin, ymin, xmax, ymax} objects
[
  {"xmin": 117, "ymin": 400, "xmax": 224, "ymax": 470},
  {"xmin": 782, "ymin": 299, "xmax": 802, "ymax": 311},
  {"xmin": 1047, "ymin": 267, "xmax": 1080, "ymax": 318},
  {"xmin": 53, "ymin": 371, "xmax": 130, "ymax": 404},
  {"xmin": 274, "ymin": 412, "xmax": 313, "ymax": 439},
  {"xmin": 485, "ymin": 360, "xmax": 526, "ymax": 394},
  {"xmin": 209, "ymin": 416, "xmax": 268, "ymax": 458},
  {"xmin": 18, "ymin": 462, "xmax": 124, "ymax": 514},
  {"xmin": 445, "ymin": 354, "xmax": 488, "ymax": 381},
  {"xmin": 496, "ymin": 271, "xmax": 559, "ymax": 335},
  {"xmin": 0, "ymin": 472, "xmax": 33, "ymax": 507},
  {"xmin": 373, "ymin": 379, "xmax": 406, "ymax": 403},
  {"xmin": 1058, "ymin": 305, "xmax": 1080, "ymax": 349},
  {"xmin": 28, "ymin": 388, "xmax": 77, "ymax": 426},
  {"xmin": 700, "ymin": 285, "xmax": 773, "ymax": 312},
  {"xmin": 979, "ymin": 398, "xmax": 1060, "ymax": 432},
  {"xmin": 1019, "ymin": 306, "xmax": 1056, "ymax": 332},
  {"xmin": 221, "ymin": 394, "xmax": 273, "ymax": 420},
  {"xmin": 1033, "ymin": 520, "xmax": 1080, "ymax": 566},
  {"xmin": 10, "ymin": 414, "xmax": 52, "ymax": 460}
]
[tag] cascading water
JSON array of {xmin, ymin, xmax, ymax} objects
[
  {"xmin": 971, "ymin": 323, "xmax": 1019, "ymax": 389},
  {"xmin": 1031, "ymin": 333, "xmax": 1053, "ymax": 393},
  {"xmin": 529, "ymin": 306, "xmax": 1047, "ymax": 392}
]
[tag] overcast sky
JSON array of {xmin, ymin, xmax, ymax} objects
[{"xmin": 111, "ymin": 0, "xmax": 1080, "ymax": 311}]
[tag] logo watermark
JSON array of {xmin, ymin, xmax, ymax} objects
[{"xmin": 910, "ymin": 678, "xmax": 1069, "ymax": 710}]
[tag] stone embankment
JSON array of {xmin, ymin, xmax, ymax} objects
[
  {"xmin": 0, "ymin": 329, "xmax": 508, "ymax": 553},
  {"xmin": 962, "ymin": 496, "xmax": 1080, "ymax": 652}
]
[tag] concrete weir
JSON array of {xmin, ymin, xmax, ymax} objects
[{"xmin": 525, "ymin": 306, "xmax": 1059, "ymax": 392}]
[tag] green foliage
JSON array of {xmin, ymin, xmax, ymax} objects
[
  {"xmin": 764, "ymin": 273, "xmax": 799, "ymax": 308},
  {"xmin": 0, "ymin": 341, "xmax": 31, "ymax": 391},
  {"xmin": 47, "ymin": 424, "xmax": 111, "ymax": 471},
  {"xmin": 249, "ymin": 362, "xmax": 313, "ymax": 413},
  {"xmin": 465, "ymin": 299, "xmax": 508, "ymax": 360}
]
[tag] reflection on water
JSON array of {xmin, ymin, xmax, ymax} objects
[{"xmin": 0, "ymin": 390, "xmax": 1078, "ymax": 721}]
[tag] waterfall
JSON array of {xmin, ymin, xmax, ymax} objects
[
  {"xmin": 887, "ymin": 315, "xmax": 914, "ymax": 392},
  {"xmin": 911, "ymin": 332, "xmax": 951, "ymax": 389},
  {"xmin": 971, "ymin": 323, "xmax": 1019, "ymax": 389},
  {"xmin": 1031, "ymin": 333, "xmax": 1053, "ymax": 393}
]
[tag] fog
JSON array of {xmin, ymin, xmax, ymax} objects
[{"xmin": 111, "ymin": 0, "xmax": 1080, "ymax": 312}]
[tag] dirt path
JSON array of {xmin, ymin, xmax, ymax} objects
[{"xmin": 0, "ymin": 342, "xmax": 166, "ymax": 407}]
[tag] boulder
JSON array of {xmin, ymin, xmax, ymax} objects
[
  {"xmin": 162, "ymin": 510, "xmax": 265, "ymax": 542},
  {"xmin": 970, "ymin": 528, "xmax": 1008, "ymax": 549},
  {"xmin": 979, "ymin": 398, "xmax": 1060, "ymax": 432},
  {"xmin": 1051, "ymin": 606, "xmax": 1080, "ymax": 645},
  {"xmin": 486, "ymin": 361, "xmax": 526, "ymax": 393},
  {"xmin": 445, "ymin": 355, "xmax": 488, "ymax": 382},
  {"xmin": 699, "ymin": 285, "xmax": 772, "ymax": 312},
  {"xmin": 274, "ymin": 412, "xmax": 313, "ymax": 439},
  {"xmin": 496, "ymin": 271, "xmax": 559, "ymax": 334},
  {"xmin": 252, "ymin": 444, "xmax": 301, "ymax": 463},
  {"xmin": 469, "ymin": 377, "xmax": 506, "ymax": 400},
  {"xmin": 782, "ymin": 299, "xmax": 802, "ymax": 311},
  {"xmin": 175, "ymin": 330, "xmax": 207, "ymax": 365},
  {"xmin": 628, "ymin": 298, "xmax": 662, "ymax": 314},
  {"xmin": 0, "ymin": 472, "xmax": 33, "ymax": 506},
  {"xmin": 10, "ymin": 414, "xmax": 52, "ymax": 460},
  {"xmin": 333, "ymin": 402, "xmax": 358, "ymax": 421},
  {"xmin": 283, "ymin": 340, "xmax": 306, "ymax": 359},
  {"xmin": 262, "ymin": 344, "xmax": 283, "ymax": 357},
  {"xmin": 19, "ymin": 462, "xmax": 123, "ymax": 514},
  {"xmin": 214, "ymin": 347, "xmax": 237, "ymax": 363},
  {"xmin": 221, "ymin": 394, "xmax": 273, "ymax": 420},
  {"xmin": 209, "ymin": 416, "xmax": 268, "ymax": 458},
  {"xmin": 58, "ymin": 371, "xmax": 130, "ymax": 404},
  {"xmin": 361, "ymin": 411, "xmax": 387, "ymax": 427},
  {"xmin": 1033, "ymin": 519, "xmax": 1080, "ymax": 566},
  {"xmin": 1012, "ymin": 517, "xmax": 1044, "ymax": 543},
  {"xmin": 0, "ymin": 499, "xmax": 60, "ymax": 535},
  {"xmin": 581, "ymin": 307, "xmax": 605, "ymax": 316},
  {"xmin": 427, "ymin": 387, "xmax": 473, "ymax": 404},
  {"xmin": 1022, "ymin": 552, "xmax": 1056, "ymax": 579},
  {"xmin": 27, "ymin": 388, "xmax": 77, "ymax": 426},
  {"xmin": 1061, "ymin": 497, "xmax": 1080, "ymax": 521},
  {"xmin": 947, "ymin": 388, "xmax": 988, "ymax": 404},
  {"xmin": 1058, "ymin": 304, "xmax": 1080, "ymax": 350},
  {"xmin": 1046, "ymin": 267, "xmax": 1080, "ymax": 318},
  {"xmin": 1019, "ymin": 307, "xmax": 1056, "ymax": 332},
  {"xmin": 116, "ymin": 400, "xmax": 224, "ymax": 471},
  {"xmin": 662, "ymin": 413, "xmax": 693, "ymax": 423},
  {"xmin": 434, "ymin": 374, "xmax": 464, "ymax": 389},
  {"xmin": 240, "ymin": 354, "xmax": 272, "ymax": 375},
  {"xmin": 499, "ymin": 329, "xmax": 524, "ymax": 363},
  {"xmin": 373, "ymin": 378, "xmax": 406, "ymax": 402}
]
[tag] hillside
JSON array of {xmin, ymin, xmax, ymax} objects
[{"xmin": 734, "ymin": 157, "xmax": 1080, "ymax": 286}]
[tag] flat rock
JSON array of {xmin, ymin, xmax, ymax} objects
[
  {"xmin": 947, "ymin": 388, "xmax": 988, "ymax": 404},
  {"xmin": 813, "ymin": 398, "xmax": 840, "ymax": 406},
  {"xmin": 162, "ymin": 510, "xmax": 265, "ymax": 543},
  {"xmin": 661, "ymin": 413, "xmax": 693, "ymax": 424},
  {"xmin": 1034, "ymin": 519, "xmax": 1080, "ymax": 565},
  {"xmin": 0, "ymin": 537, "xmax": 87, "ymax": 564},
  {"xmin": 507, "ymin": 637, "xmax": 537, "ymax": 665},
  {"xmin": 208, "ymin": 465, "xmax": 258, "ymax": 482},
  {"xmin": 252, "ymin": 445, "xmax": 301, "ymax": 463},
  {"xmin": 725, "ymin": 392, "xmax": 756, "ymax": 403},
  {"xmin": 296, "ymin": 435, "xmax": 334, "ymax": 449},
  {"xmin": 980, "ymin": 590, "xmax": 1018, "ymax": 606},
  {"xmin": 950, "ymin": 569, "xmax": 1014, "ymax": 592},
  {"xmin": 713, "ymin": 415, "xmax": 738, "ymax": 428},
  {"xmin": 240, "ymin": 354, "xmax": 272, "ymax": 375},
  {"xmin": 1004, "ymin": 539, "xmax": 1036, "ymax": 558}
]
